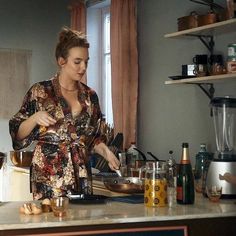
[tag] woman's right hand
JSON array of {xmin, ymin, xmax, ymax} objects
[
  {"xmin": 32, "ymin": 111, "xmax": 57, "ymax": 127},
  {"xmin": 16, "ymin": 111, "xmax": 57, "ymax": 141}
]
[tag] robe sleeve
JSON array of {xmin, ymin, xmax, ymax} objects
[
  {"xmin": 89, "ymin": 91, "xmax": 107, "ymax": 149},
  {"xmin": 9, "ymin": 85, "xmax": 40, "ymax": 150}
]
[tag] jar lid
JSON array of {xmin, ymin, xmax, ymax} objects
[
  {"xmin": 227, "ymin": 56, "xmax": 236, "ymax": 61},
  {"xmin": 228, "ymin": 43, "xmax": 236, "ymax": 47},
  {"xmin": 211, "ymin": 97, "xmax": 236, "ymax": 108}
]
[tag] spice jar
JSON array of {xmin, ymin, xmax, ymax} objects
[{"xmin": 209, "ymin": 54, "xmax": 224, "ymax": 75}]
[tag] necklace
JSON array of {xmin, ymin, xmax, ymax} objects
[{"xmin": 59, "ymin": 82, "xmax": 78, "ymax": 92}]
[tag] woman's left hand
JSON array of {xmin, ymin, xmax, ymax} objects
[
  {"xmin": 94, "ymin": 143, "xmax": 120, "ymax": 171},
  {"xmin": 105, "ymin": 149, "xmax": 120, "ymax": 171}
]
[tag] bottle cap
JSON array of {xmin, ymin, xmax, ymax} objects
[
  {"xmin": 182, "ymin": 143, "xmax": 189, "ymax": 148},
  {"xmin": 181, "ymin": 143, "xmax": 190, "ymax": 163}
]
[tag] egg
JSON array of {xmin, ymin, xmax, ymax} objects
[
  {"xmin": 31, "ymin": 204, "xmax": 42, "ymax": 215},
  {"xmin": 19, "ymin": 203, "xmax": 42, "ymax": 215},
  {"xmin": 42, "ymin": 198, "xmax": 51, "ymax": 205}
]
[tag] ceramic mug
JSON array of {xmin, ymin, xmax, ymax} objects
[{"xmin": 193, "ymin": 54, "xmax": 208, "ymax": 65}]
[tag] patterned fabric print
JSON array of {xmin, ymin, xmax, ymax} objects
[{"xmin": 9, "ymin": 75, "xmax": 103, "ymax": 200}]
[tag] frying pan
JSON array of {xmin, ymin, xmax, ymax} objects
[
  {"xmin": 103, "ymin": 177, "xmax": 144, "ymax": 194},
  {"xmin": 103, "ymin": 148, "xmax": 164, "ymax": 194}
]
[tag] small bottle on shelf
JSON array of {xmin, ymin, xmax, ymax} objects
[{"xmin": 177, "ymin": 143, "xmax": 195, "ymax": 205}]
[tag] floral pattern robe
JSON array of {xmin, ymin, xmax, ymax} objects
[{"xmin": 9, "ymin": 75, "xmax": 106, "ymax": 200}]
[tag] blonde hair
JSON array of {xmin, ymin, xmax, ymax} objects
[{"xmin": 55, "ymin": 27, "xmax": 89, "ymax": 61}]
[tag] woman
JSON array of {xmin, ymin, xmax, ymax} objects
[{"xmin": 9, "ymin": 27, "xmax": 120, "ymax": 200}]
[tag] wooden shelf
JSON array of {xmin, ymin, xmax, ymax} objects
[
  {"xmin": 165, "ymin": 73, "xmax": 236, "ymax": 85},
  {"xmin": 164, "ymin": 18, "xmax": 236, "ymax": 38}
]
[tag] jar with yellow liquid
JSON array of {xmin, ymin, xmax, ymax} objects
[{"xmin": 143, "ymin": 161, "xmax": 168, "ymax": 207}]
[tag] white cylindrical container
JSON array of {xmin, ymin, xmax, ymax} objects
[
  {"xmin": 227, "ymin": 60, "xmax": 236, "ymax": 73},
  {"xmin": 228, "ymin": 43, "xmax": 236, "ymax": 60}
]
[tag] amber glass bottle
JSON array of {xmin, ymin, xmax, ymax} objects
[{"xmin": 177, "ymin": 143, "xmax": 195, "ymax": 204}]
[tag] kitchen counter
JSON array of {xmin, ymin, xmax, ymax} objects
[{"xmin": 0, "ymin": 194, "xmax": 236, "ymax": 236}]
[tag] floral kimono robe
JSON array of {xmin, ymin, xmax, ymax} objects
[{"xmin": 9, "ymin": 75, "xmax": 106, "ymax": 200}]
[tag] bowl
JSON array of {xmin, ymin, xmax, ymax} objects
[
  {"xmin": 0, "ymin": 152, "xmax": 5, "ymax": 170},
  {"xmin": 206, "ymin": 185, "xmax": 222, "ymax": 202},
  {"xmin": 10, "ymin": 151, "xmax": 33, "ymax": 167},
  {"xmin": 51, "ymin": 197, "xmax": 69, "ymax": 217}
]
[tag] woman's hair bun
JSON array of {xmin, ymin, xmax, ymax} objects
[
  {"xmin": 55, "ymin": 26, "xmax": 89, "ymax": 61},
  {"xmin": 58, "ymin": 26, "xmax": 87, "ymax": 44},
  {"xmin": 58, "ymin": 27, "xmax": 73, "ymax": 44}
]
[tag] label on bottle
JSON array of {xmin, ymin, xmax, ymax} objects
[
  {"xmin": 180, "ymin": 160, "xmax": 190, "ymax": 164},
  {"xmin": 176, "ymin": 186, "xmax": 183, "ymax": 201}
]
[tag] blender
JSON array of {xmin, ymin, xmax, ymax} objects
[{"xmin": 205, "ymin": 97, "xmax": 236, "ymax": 197}]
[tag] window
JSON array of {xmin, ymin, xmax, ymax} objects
[
  {"xmin": 87, "ymin": 2, "xmax": 113, "ymax": 126},
  {"xmin": 102, "ymin": 7, "xmax": 113, "ymax": 125}
]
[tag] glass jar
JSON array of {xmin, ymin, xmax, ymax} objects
[{"xmin": 143, "ymin": 161, "xmax": 167, "ymax": 207}]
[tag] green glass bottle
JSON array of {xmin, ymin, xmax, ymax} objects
[
  {"xmin": 194, "ymin": 143, "xmax": 212, "ymax": 193},
  {"xmin": 177, "ymin": 143, "xmax": 195, "ymax": 204}
]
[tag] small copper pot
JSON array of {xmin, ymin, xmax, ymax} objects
[
  {"xmin": 198, "ymin": 13, "xmax": 217, "ymax": 26},
  {"xmin": 178, "ymin": 12, "xmax": 198, "ymax": 31}
]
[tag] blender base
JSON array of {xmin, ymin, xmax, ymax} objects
[{"xmin": 204, "ymin": 160, "xmax": 236, "ymax": 196}]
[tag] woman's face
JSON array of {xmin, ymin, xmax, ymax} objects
[{"xmin": 59, "ymin": 46, "xmax": 89, "ymax": 82}]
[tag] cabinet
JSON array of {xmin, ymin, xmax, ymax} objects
[
  {"xmin": 164, "ymin": 18, "xmax": 236, "ymax": 97},
  {"xmin": 3, "ymin": 165, "xmax": 32, "ymax": 201}
]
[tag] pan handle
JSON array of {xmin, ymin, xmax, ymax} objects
[
  {"xmin": 147, "ymin": 152, "xmax": 166, "ymax": 162},
  {"xmin": 147, "ymin": 151, "xmax": 159, "ymax": 161},
  {"xmin": 133, "ymin": 147, "xmax": 147, "ymax": 161}
]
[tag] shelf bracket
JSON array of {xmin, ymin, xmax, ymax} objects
[
  {"xmin": 198, "ymin": 35, "xmax": 214, "ymax": 54},
  {"xmin": 186, "ymin": 34, "xmax": 214, "ymax": 54},
  {"xmin": 188, "ymin": 82, "xmax": 215, "ymax": 99},
  {"xmin": 189, "ymin": 83, "xmax": 215, "ymax": 116},
  {"xmin": 197, "ymin": 83, "xmax": 215, "ymax": 100}
]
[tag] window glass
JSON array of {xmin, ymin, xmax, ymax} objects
[
  {"xmin": 87, "ymin": 4, "xmax": 113, "ymax": 126},
  {"xmin": 102, "ymin": 8, "xmax": 113, "ymax": 125}
]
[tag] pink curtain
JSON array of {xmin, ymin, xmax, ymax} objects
[
  {"xmin": 69, "ymin": 0, "xmax": 86, "ymax": 33},
  {"xmin": 110, "ymin": 0, "xmax": 138, "ymax": 149},
  {"xmin": 69, "ymin": 0, "xmax": 87, "ymax": 84}
]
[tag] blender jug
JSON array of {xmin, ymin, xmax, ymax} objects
[
  {"xmin": 204, "ymin": 97, "xmax": 236, "ymax": 197},
  {"xmin": 211, "ymin": 97, "xmax": 236, "ymax": 159}
]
